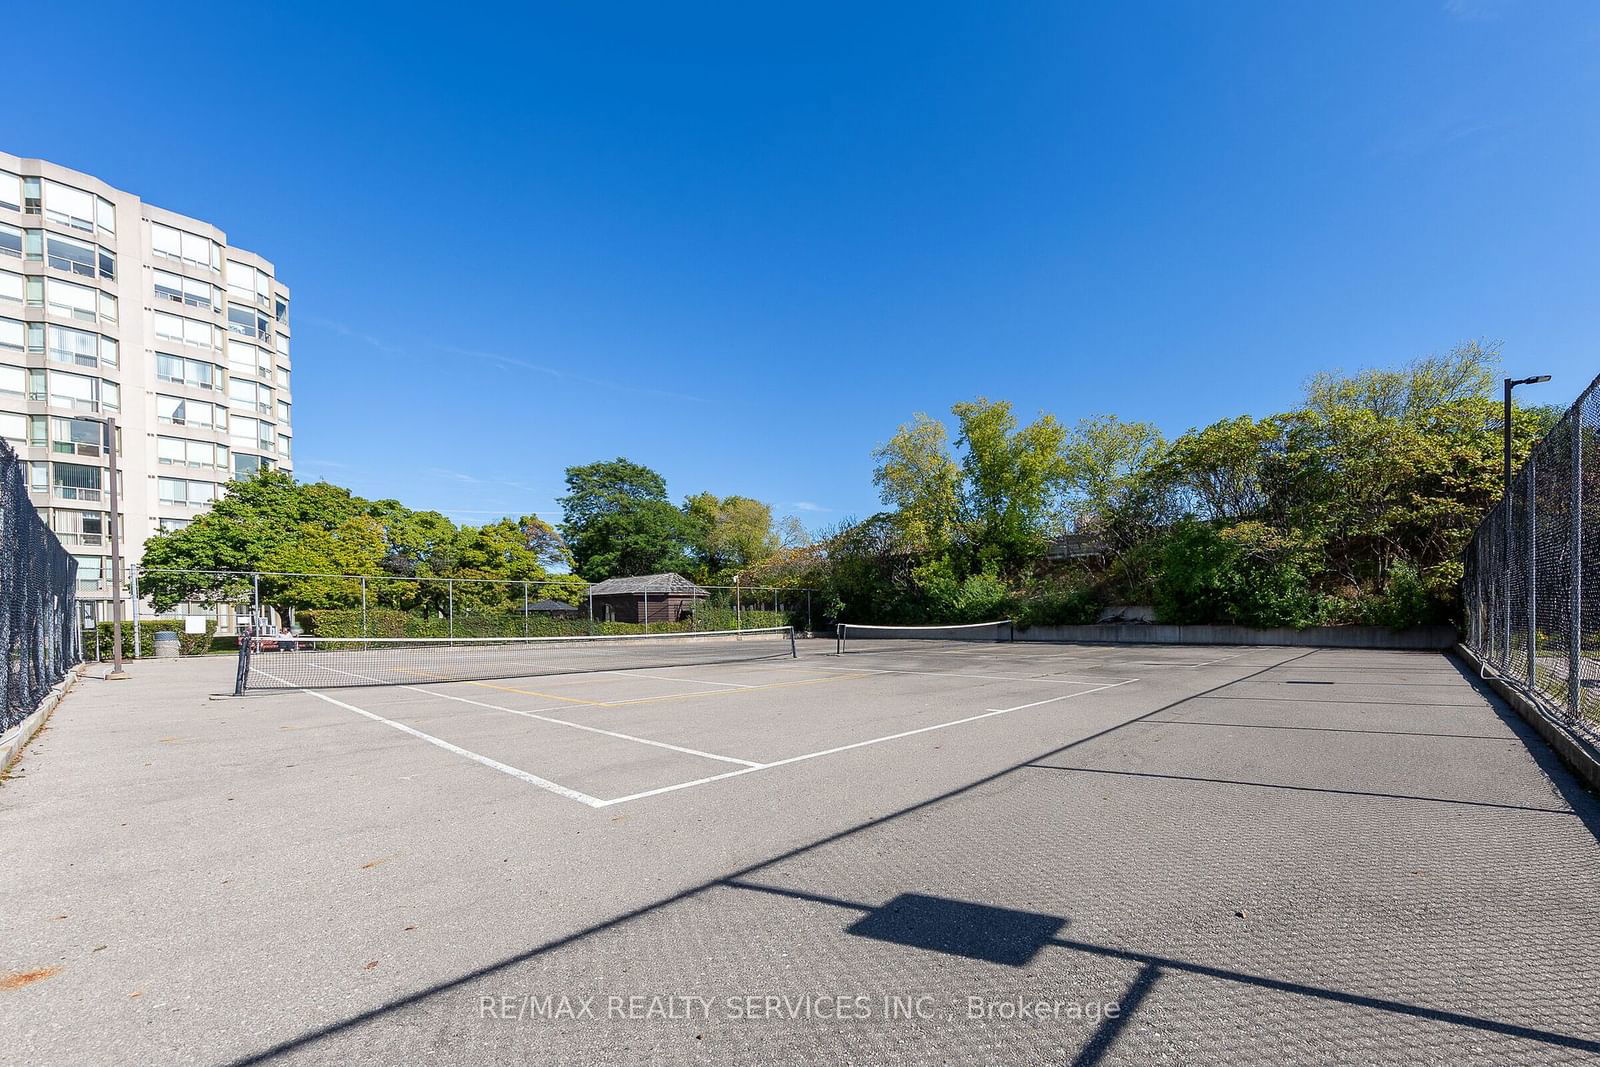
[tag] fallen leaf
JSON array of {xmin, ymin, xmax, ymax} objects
[{"xmin": 0, "ymin": 967, "xmax": 62, "ymax": 990}]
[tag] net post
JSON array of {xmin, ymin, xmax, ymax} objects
[
  {"xmin": 1570, "ymin": 423, "xmax": 1583, "ymax": 717},
  {"xmin": 233, "ymin": 636, "xmax": 250, "ymax": 696},
  {"xmin": 360, "ymin": 576, "xmax": 368, "ymax": 641},
  {"xmin": 448, "ymin": 579, "xmax": 455, "ymax": 644},
  {"xmin": 522, "ymin": 580, "xmax": 529, "ymax": 638},
  {"xmin": 1527, "ymin": 457, "xmax": 1537, "ymax": 687},
  {"xmin": 836, "ymin": 622, "xmax": 844, "ymax": 655},
  {"xmin": 129, "ymin": 564, "xmax": 141, "ymax": 659},
  {"xmin": 790, "ymin": 626, "xmax": 797, "ymax": 658},
  {"xmin": 806, "ymin": 589, "xmax": 812, "ymax": 635}
]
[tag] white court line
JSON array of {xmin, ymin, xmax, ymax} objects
[
  {"xmin": 251, "ymin": 669, "xmax": 607, "ymax": 807},
  {"xmin": 808, "ymin": 663, "xmax": 1131, "ymax": 686},
  {"xmin": 596, "ymin": 678, "xmax": 1137, "ymax": 807},
  {"xmin": 595, "ymin": 670, "xmax": 755, "ymax": 689},
  {"xmin": 299, "ymin": 663, "xmax": 760, "ymax": 767}
]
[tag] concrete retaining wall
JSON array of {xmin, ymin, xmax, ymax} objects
[
  {"xmin": 1454, "ymin": 642, "xmax": 1600, "ymax": 793},
  {"xmin": 1014, "ymin": 622, "xmax": 1458, "ymax": 650}
]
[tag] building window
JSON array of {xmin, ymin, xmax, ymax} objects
[
  {"xmin": 0, "ymin": 411, "xmax": 24, "ymax": 445},
  {"xmin": 156, "ymin": 352, "xmax": 220, "ymax": 390},
  {"xmin": 227, "ymin": 306, "xmax": 269, "ymax": 339},
  {"xmin": 154, "ymin": 311, "xmax": 220, "ymax": 351},
  {"xmin": 228, "ymin": 377, "xmax": 272, "ymax": 413},
  {"xmin": 154, "ymin": 270, "xmax": 219, "ymax": 311},
  {"xmin": 22, "ymin": 177, "xmax": 40, "ymax": 215},
  {"xmin": 0, "ymin": 223, "xmax": 20, "ymax": 259},
  {"xmin": 47, "ymin": 324, "xmax": 100, "ymax": 367},
  {"xmin": 51, "ymin": 417, "xmax": 104, "ymax": 457},
  {"xmin": 151, "ymin": 223, "xmax": 219, "ymax": 271},
  {"xmin": 277, "ymin": 434, "xmax": 291, "ymax": 458},
  {"xmin": 158, "ymin": 436, "xmax": 224, "ymax": 469},
  {"xmin": 0, "ymin": 171, "xmax": 18, "ymax": 212},
  {"xmin": 53, "ymin": 462, "xmax": 103, "ymax": 501},
  {"xmin": 0, "ymin": 316, "xmax": 23, "ymax": 351},
  {"xmin": 276, "ymin": 400, "xmax": 290, "ymax": 424},
  {"xmin": 47, "ymin": 370, "xmax": 99, "ymax": 412},
  {"xmin": 157, "ymin": 516, "xmax": 191, "ymax": 532},
  {"xmin": 52, "ymin": 510, "xmax": 106, "ymax": 548},
  {"xmin": 274, "ymin": 296, "xmax": 288, "ymax": 323},
  {"xmin": 72, "ymin": 554, "xmax": 104, "ymax": 591},
  {"xmin": 232, "ymin": 453, "xmax": 273, "ymax": 478},
  {"xmin": 158, "ymin": 394, "xmax": 221, "ymax": 429},
  {"xmin": 45, "ymin": 278, "xmax": 99, "ymax": 323},
  {"xmin": 43, "ymin": 181, "xmax": 97, "ymax": 233},
  {"xmin": 0, "ymin": 270, "xmax": 20, "ymax": 307},
  {"xmin": 158, "ymin": 477, "xmax": 217, "ymax": 506},
  {"xmin": 96, "ymin": 197, "xmax": 115, "ymax": 237},
  {"xmin": 45, "ymin": 234, "xmax": 95, "ymax": 277}
]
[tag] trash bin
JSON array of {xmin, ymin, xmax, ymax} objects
[{"xmin": 153, "ymin": 630, "xmax": 180, "ymax": 659}]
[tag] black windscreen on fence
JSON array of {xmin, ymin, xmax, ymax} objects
[
  {"xmin": 1462, "ymin": 372, "xmax": 1600, "ymax": 742},
  {"xmin": 1, "ymin": 438, "xmax": 81, "ymax": 735}
]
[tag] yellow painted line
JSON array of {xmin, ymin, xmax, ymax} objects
[
  {"xmin": 597, "ymin": 672, "xmax": 874, "ymax": 708},
  {"xmin": 460, "ymin": 681, "xmax": 607, "ymax": 706}
]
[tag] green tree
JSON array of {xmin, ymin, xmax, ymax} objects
[
  {"xmin": 559, "ymin": 458, "xmax": 694, "ymax": 580},
  {"xmin": 872, "ymin": 413, "xmax": 962, "ymax": 555},
  {"xmin": 683, "ymin": 492, "xmax": 779, "ymax": 579},
  {"xmin": 952, "ymin": 398, "xmax": 1073, "ymax": 575}
]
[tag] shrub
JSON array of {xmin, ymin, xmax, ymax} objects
[
  {"xmin": 88, "ymin": 619, "xmax": 217, "ymax": 659},
  {"xmin": 1014, "ymin": 586, "xmax": 1103, "ymax": 628},
  {"xmin": 1153, "ymin": 520, "xmax": 1319, "ymax": 628}
]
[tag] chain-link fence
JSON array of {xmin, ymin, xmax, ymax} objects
[
  {"xmin": 124, "ymin": 566, "xmax": 818, "ymax": 649},
  {"xmin": 1, "ymin": 438, "xmax": 81, "ymax": 735},
  {"xmin": 1462, "ymin": 372, "xmax": 1600, "ymax": 742}
]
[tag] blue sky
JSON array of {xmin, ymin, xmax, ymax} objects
[{"xmin": 8, "ymin": 1, "xmax": 1599, "ymax": 530}]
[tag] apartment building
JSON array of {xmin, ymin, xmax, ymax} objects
[{"xmin": 0, "ymin": 153, "xmax": 293, "ymax": 623}]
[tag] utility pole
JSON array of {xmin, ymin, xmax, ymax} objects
[{"xmin": 103, "ymin": 416, "xmax": 127, "ymax": 679}]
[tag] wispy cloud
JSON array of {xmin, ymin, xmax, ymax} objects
[
  {"xmin": 444, "ymin": 345, "xmax": 710, "ymax": 404},
  {"xmin": 300, "ymin": 315, "xmax": 405, "ymax": 355},
  {"xmin": 790, "ymin": 501, "xmax": 831, "ymax": 513}
]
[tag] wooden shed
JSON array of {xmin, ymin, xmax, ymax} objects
[{"xmin": 584, "ymin": 572, "xmax": 709, "ymax": 624}]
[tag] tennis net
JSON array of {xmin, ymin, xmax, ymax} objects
[
  {"xmin": 835, "ymin": 620, "xmax": 1014, "ymax": 654},
  {"xmin": 234, "ymin": 626, "xmax": 796, "ymax": 693}
]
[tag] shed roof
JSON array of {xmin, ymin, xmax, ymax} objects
[
  {"xmin": 585, "ymin": 572, "xmax": 709, "ymax": 597},
  {"xmin": 524, "ymin": 598, "xmax": 581, "ymax": 612}
]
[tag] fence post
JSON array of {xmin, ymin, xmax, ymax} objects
[
  {"xmin": 806, "ymin": 589, "xmax": 812, "ymax": 635},
  {"xmin": 129, "ymin": 564, "xmax": 141, "ymax": 659},
  {"xmin": 522, "ymin": 580, "xmax": 529, "ymax": 638},
  {"xmin": 252, "ymin": 571, "xmax": 261, "ymax": 632},
  {"xmin": 360, "ymin": 576, "xmax": 368, "ymax": 639},
  {"xmin": 1571, "ymin": 424, "xmax": 1584, "ymax": 717},
  {"xmin": 643, "ymin": 589, "xmax": 649, "ymax": 633},
  {"xmin": 447, "ymin": 579, "xmax": 455, "ymax": 643},
  {"xmin": 1527, "ymin": 457, "xmax": 1537, "ymax": 686}
]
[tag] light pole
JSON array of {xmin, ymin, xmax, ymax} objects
[
  {"xmin": 1504, "ymin": 375, "xmax": 1551, "ymax": 502},
  {"xmin": 1503, "ymin": 375, "xmax": 1550, "ymax": 672},
  {"xmin": 100, "ymin": 415, "xmax": 128, "ymax": 680}
]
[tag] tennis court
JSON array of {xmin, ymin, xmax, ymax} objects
[
  {"xmin": 6, "ymin": 629, "xmax": 1600, "ymax": 1065},
  {"xmin": 229, "ymin": 624, "xmax": 1147, "ymax": 810}
]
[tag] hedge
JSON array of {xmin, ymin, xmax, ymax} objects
[
  {"xmin": 85, "ymin": 619, "xmax": 217, "ymax": 660},
  {"xmin": 295, "ymin": 607, "xmax": 791, "ymax": 639}
]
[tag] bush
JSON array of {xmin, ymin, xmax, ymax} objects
[
  {"xmin": 1153, "ymin": 521, "xmax": 1320, "ymax": 628},
  {"xmin": 1014, "ymin": 586, "xmax": 1103, "ymax": 628},
  {"xmin": 1358, "ymin": 562, "xmax": 1445, "ymax": 629},
  {"xmin": 87, "ymin": 619, "xmax": 217, "ymax": 660},
  {"xmin": 913, "ymin": 560, "xmax": 1011, "ymax": 624}
]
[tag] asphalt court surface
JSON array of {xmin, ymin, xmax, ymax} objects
[
  {"xmin": 252, "ymin": 638, "xmax": 1154, "ymax": 807},
  {"xmin": 5, "ymin": 638, "xmax": 1600, "ymax": 1065}
]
